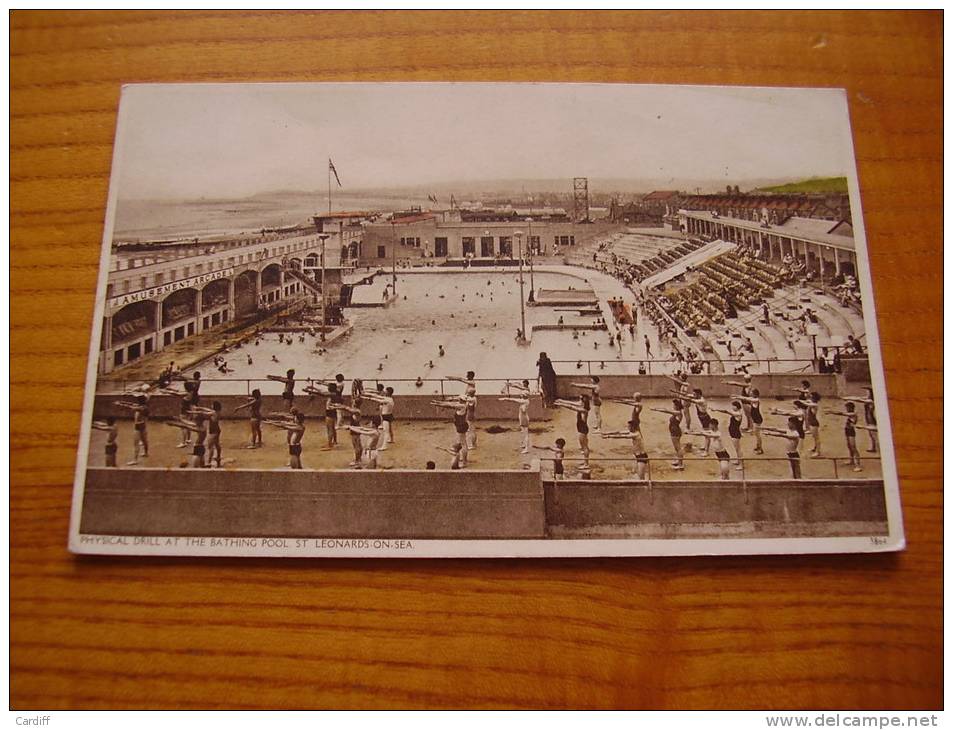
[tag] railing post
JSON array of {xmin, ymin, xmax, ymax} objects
[
  {"xmin": 740, "ymin": 459, "xmax": 748, "ymax": 503},
  {"xmin": 832, "ymin": 458, "xmax": 839, "ymax": 479},
  {"xmin": 646, "ymin": 459, "xmax": 654, "ymax": 502}
]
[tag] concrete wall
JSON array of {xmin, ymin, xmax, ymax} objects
[
  {"xmin": 80, "ymin": 467, "xmax": 546, "ymax": 539},
  {"xmin": 544, "ymin": 479, "xmax": 888, "ymax": 532},
  {"xmin": 92, "ymin": 393, "xmax": 552, "ymax": 421},
  {"xmin": 80, "ymin": 467, "xmax": 888, "ymax": 541},
  {"xmin": 551, "ymin": 373, "xmax": 841, "ymax": 400},
  {"xmin": 841, "ymin": 355, "xmax": 872, "ymax": 382}
]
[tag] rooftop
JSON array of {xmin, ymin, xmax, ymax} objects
[
  {"xmin": 390, "ymin": 212, "xmax": 438, "ymax": 224},
  {"xmin": 312, "ymin": 210, "xmax": 376, "ymax": 220},
  {"xmin": 680, "ymin": 210, "xmax": 856, "ymax": 251},
  {"xmin": 779, "ymin": 216, "xmax": 843, "ymax": 238},
  {"xmin": 643, "ymin": 190, "xmax": 681, "ymax": 201}
]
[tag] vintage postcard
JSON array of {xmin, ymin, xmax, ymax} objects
[{"xmin": 68, "ymin": 82, "xmax": 904, "ymax": 557}]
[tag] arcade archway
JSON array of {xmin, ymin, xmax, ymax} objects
[
  {"xmin": 234, "ymin": 270, "xmax": 259, "ymax": 317},
  {"xmin": 161, "ymin": 288, "xmax": 197, "ymax": 327}
]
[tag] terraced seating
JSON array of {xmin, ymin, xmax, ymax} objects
[
  {"xmin": 593, "ymin": 234, "xmax": 707, "ymax": 286},
  {"xmin": 651, "ymin": 246, "xmax": 867, "ymax": 373}
]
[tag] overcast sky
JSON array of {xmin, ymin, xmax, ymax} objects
[{"xmin": 114, "ymin": 83, "xmax": 856, "ymax": 200}]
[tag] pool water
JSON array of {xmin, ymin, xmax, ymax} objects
[{"xmin": 194, "ymin": 270, "xmax": 608, "ymax": 395}]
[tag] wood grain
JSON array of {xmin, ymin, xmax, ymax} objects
[{"xmin": 10, "ymin": 10, "xmax": 942, "ymax": 709}]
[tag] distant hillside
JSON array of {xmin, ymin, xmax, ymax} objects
[{"xmin": 755, "ymin": 177, "xmax": 848, "ymax": 194}]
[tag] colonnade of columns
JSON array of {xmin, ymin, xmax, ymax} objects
[{"xmin": 682, "ymin": 214, "xmax": 856, "ymax": 280}]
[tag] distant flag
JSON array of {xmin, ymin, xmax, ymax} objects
[
  {"xmin": 428, "ymin": 193, "xmax": 438, "ymax": 204},
  {"xmin": 329, "ymin": 158, "xmax": 342, "ymax": 187}
]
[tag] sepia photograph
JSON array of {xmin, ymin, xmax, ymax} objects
[{"xmin": 68, "ymin": 82, "xmax": 904, "ymax": 557}]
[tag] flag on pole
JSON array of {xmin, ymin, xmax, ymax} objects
[
  {"xmin": 428, "ymin": 193, "xmax": 438, "ymax": 204},
  {"xmin": 329, "ymin": 158, "xmax": 342, "ymax": 187}
]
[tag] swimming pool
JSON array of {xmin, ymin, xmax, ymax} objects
[{"xmin": 191, "ymin": 269, "xmax": 619, "ymax": 394}]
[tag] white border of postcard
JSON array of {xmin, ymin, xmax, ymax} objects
[{"xmin": 68, "ymin": 82, "xmax": 905, "ymax": 558}]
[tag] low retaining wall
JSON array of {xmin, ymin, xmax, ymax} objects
[
  {"xmin": 80, "ymin": 467, "xmax": 546, "ymax": 539},
  {"xmin": 532, "ymin": 324, "xmax": 606, "ymax": 333},
  {"xmin": 80, "ymin": 468, "xmax": 888, "ymax": 541},
  {"xmin": 552, "ymin": 373, "xmax": 842, "ymax": 400},
  {"xmin": 91, "ymin": 393, "xmax": 552, "ymax": 422},
  {"xmin": 544, "ymin": 479, "xmax": 888, "ymax": 533},
  {"xmin": 841, "ymin": 355, "xmax": 872, "ymax": 382}
]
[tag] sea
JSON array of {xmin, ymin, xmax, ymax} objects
[{"xmin": 112, "ymin": 192, "xmax": 435, "ymax": 241}]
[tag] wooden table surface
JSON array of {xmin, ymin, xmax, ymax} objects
[{"xmin": 10, "ymin": 11, "xmax": 942, "ymax": 710}]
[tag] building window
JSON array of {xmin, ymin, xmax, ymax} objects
[
  {"xmin": 144, "ymin": 338, "xmax": 153, "ymax": 355},
  {"xmin": 174, "ymin": 326, "xmax": 185, "ymax": 342},
  {"xmin": 434, "ymin": 237, "xmax": 448, "ymax": 257},
  {"xmin": 187, "ymin": 322, "xmax": 195, "ymax": 336},
  {"xmin": 378, "ymin": 245, "xmax": 387, "ymax": 259},
  {"xmin": 480, "ymin": 237, "xmax": 494, "ymax": 257},
  {"xmin": 462, "ymin": 237, "xmax": 476, "ymax": 256},
  {"xmin": 114, "ymin": 349, "xmax": 124, "ymax": 367},
  {"xmin": 164, "ymin": 331, "xmax": 172, "ymax": 346},
  {"xmin": 127, "ymin": 342, "xmax": 141, "ymax": 362},
  {"xmin": 203, "ymin": 316, "xmax": 210, "ymax": 330},
  {"xmin": 528, "ymin": 235, "xmax": 541, "ymax": 255},
  {"xmin": 499, "ymin": 236, "xmax": 513, "ymax": 256},
  {"xmin": 212, "ymin": 312, "xmax": 221, "ymax": 326},
  {"xmin": 140, "ymin": 276, "xmax": 148, "ymax": 289}
]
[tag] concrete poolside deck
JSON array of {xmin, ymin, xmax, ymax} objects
[{"xmin": 86, "ymin": 398, "xmax": 884, "ymax": 482}]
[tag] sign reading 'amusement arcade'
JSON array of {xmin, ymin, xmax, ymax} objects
[{"xmin": 108, "ymin": 268, "xmax": 235, "ymax": 311}]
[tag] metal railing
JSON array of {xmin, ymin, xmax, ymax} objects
[
  {"xmin": 548, "ymin": 357, "xmax": 818, "ymax": 375},
  {"xmin": 109, "ymin": 376, "xmax": 539, "ymax": 397},
  {"xmin": 111, "ymin": 230, "xmax": 321, "ymax": 272},
  {"xmin": 538, "ymin": 455, "xmax": 882, "ymax": 499},
  {"xmin": 106, "ymin": 347, "xmax": 856, "ymax": 396}
]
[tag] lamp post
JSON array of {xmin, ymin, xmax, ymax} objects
[
  {"xmin": 390, "ymin": 220, "xmax": 397, "ymax": 296},
  {"xmin": 515, "ymin": 230, "xmax": 526, "ymax": 343},
  {"xmin": 525, "ymin": 217, "xmax": 535, "ymax": 300},
  {"xmin": 807, "ymin": 321, "xmax": 821, "ymax": 371},
  {"xmin": 318, "ymin": 233, "xmax": 330, "ymax": 340}
]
